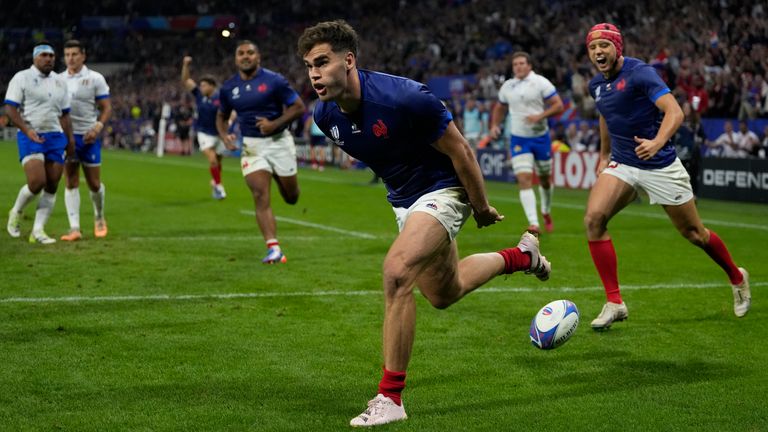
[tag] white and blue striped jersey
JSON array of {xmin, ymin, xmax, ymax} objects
[
  {"xmin": 4, "ymin": 65, "xmax": 71, "ymax": 133},
  {"xmin": 63, "ymin": 65, "xmax": 110, "ymax": 135},
  {"xmin": 497, "ymin": 71, "xmax": 557, "ymax": 138}
]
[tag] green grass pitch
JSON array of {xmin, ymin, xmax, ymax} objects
[{"xmin": 1, "ymin": 141, "xmax": 766, "ymax": 431}]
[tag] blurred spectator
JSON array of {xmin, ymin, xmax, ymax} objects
[{"xmin": 737, "ymin": 120, "xmax": 760, "ymax": 157}]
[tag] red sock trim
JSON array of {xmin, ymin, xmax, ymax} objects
[
  {"xmin": 266, "ymin": 240, "xmax": 279, "ymax": 249},
  {"xmin": 703, "ymin": 230, "xmax": 742, "ymax": 284},
  {"xmin": 210, "ymin": 165, "xmax": 222, "ymax": 184},
  {"xmin": 588, "ymin": 239, "xmax": 622, "ymax": 304},
  {"xmin": 378, "ymin": 368, "xmax": 406, "ymax": 406},
  {"xmin": 497, "ymin": 247, "xmax": 531, "ymax": 274}
]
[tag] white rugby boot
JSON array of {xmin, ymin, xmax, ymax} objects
[
  {"xmin": 350, "ymin": 394, "xmax": 407, "ymax": 427},
  {"xmin": 7, "ymin": 209, "xmax": 21, "ymax": 238},
  {"xmin": 591, "ymin": 302, "xmax": 628, "ymax": 330},
  {"xmin": 516, "ymin": 231, "xmax": 551, "ymax": 281},
  {"xmin": 732, "ymin": 267, "xmax": 751, "ymax": 318}
]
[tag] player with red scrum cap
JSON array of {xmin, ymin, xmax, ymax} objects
[{"xmin": 583, "ymin": 23, "xmax": 751, "ymax": 329}]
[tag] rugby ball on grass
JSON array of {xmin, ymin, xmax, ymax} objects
[{"xmin": 529, "ymin": 300, "xmax": 579, "ymax": 350}]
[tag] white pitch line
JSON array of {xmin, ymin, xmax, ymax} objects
[
  {"xmin": 2, "ymin": 282, "xmax": 764, "ymax": 304},
  {"xmin": 488, "ymin": 195, "xmax": 768, "ymax": 231},
  {"xmin": 240, "ymin": 210, "xmax": 378, "ymax": 239},
  {"xmin": 127, "ymin": 235, "xmax": 332, "ymax": 242}
]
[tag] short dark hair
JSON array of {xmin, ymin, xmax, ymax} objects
[
  {"xmin": 64, "ymin": 39, "xmax": 85, "ymax": 54},
  {"xmin": 236, "ymin": 40, "xmax": 258, "ymax": 52},
  {"xmin": 34, "ymin": 40, "xmax": 54, "ymax": 49},
  {"xmin": 297, "ymin": 20, "xmax": 359, "ymax": 57},
  {"xmin": 200, "ymin": 75, "xmax": 217, "ymax": 86},
  {"xmin": 511, "ymin": 51, "xmax": 532, "ymax": 65}
]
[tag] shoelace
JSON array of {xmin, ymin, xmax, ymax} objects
[{"xmin": 364, "ymin": 397, "xmax": 387, "ymax": 417}]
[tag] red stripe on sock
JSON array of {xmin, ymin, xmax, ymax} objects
[
  {"xmin": 497, "ymin": 247, "xmax": 531, "ymax": 274},
  {"xmin": 210, "ymin": 165, "xmax": 222, "ymax": 184},
  {"xmin": 588, "ymin": 239, "xmax": 622, "ymax": 304},
  {"xmin": 266, "ymin": 240, "xmax": 279, "ymax": 249},
  {"xmin": 378, "ymin": 368, "xmax": 406, "ymax": 406},
  {"xmin": 703, "ymin": 230, "xmax": 742, "ymax": 284}
]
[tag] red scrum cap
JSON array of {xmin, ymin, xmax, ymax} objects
[{"xmin": 586, "ymin": 23, "xmax": 623, "ymax": 57}]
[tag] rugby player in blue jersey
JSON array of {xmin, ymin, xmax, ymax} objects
[
  {"xmin": 583, "ymin": 23, "xmax": 750, "ymax": 330},
  {"xmin": 216, "ymin": 41, "xmax": 305, "ymax": 264},
  {"xmin": 299, "ymin": 20, "xmax": 551, "ymax": 427},
  {"xmin": 182, "ymin": 56, "xmax": 228, "ymax": 200}
]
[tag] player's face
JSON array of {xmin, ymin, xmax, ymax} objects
[
  {"xmin": 303, "ymin": 43, "xmax": 353, "ymax": 102},
  {"xmin": 33, "ymin": 52, "xmax": 55, "ymax": 75},
  {"xmin": 236, "ymin": 43, "xmax": 260, "ymax": 74},
  {"xmin": 199, "ymin": 81, "xmax": 215, "ymax": 97},
  {"xmin": 64, "ymin": 47, "xmax": 85, "ymax": 72},
  {"xmin": 588, "ymin": 39, "xmax": 618, "ymax": 75},
  {"xmin": 512, "ymin": 57, "xmax": 532, "ymax": 79}
]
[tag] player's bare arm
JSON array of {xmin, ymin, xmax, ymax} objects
[
  {"xmin": 181, "ymin": 56, "xmax": 196, "ymax": 92},
  {"xmin": 84, "ymin": 98, "xmax": 112, "ymax": 144},
  {"xmin": 255, "ymin": 98, "xmax": 306, "ymax": 136},
  {"xmin": 433, "ymin": 121, "xmax": 503, "ymax": 228},
  {"xmin": 634, "ymin": 93, "xmax": 683, "ymax": 160},
  {"xmin": 488, "ymin": 102, "xmax": 508, "ymax": 140},
  {"xmin": 216, "ymin": 110, "xmax": 237, "ymax": 150},
  {"xmin": 596, "ymin": 114, "xmax": 611, "ymax": 174},
  {"xmin": 60, "ymin": 112, "xmax": 75, "ymax": 157}
]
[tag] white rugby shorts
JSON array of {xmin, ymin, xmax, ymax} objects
[
  {"xmin": 240, "ymin": 130, "xmax": 298, "ymax": 177},
  {"xmin": 602, "ymin": 158, "xmax": 694, "ymax": 205},
  {"xmin": 392, "ymin": 187, "xmax": 472, "ymax": 240},
  {"xmin": 197, "ymin": 131, "xmax": 226, "ymax": 154}
]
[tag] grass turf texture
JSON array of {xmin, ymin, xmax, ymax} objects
[{"xmin": 1, "ymin": 142, "xmax": 766, "ymax": 431}]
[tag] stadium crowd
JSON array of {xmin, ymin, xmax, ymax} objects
[{"xmin": 1, "ymin": 0, "xmax": 767, "ymax": 156}]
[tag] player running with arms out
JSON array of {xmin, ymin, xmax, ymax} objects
[
  {"xmin": 584, "ymin": 23, "xmax": 750, "ymax": 330},
  {"xmin": 60, "ymin": 39, "xmax": 112, "ymax": 241},
  {"xmin": 298, "ymin": 20, "xmax": 551, "ymax": 427},
  {"xmin": 182, "ymin": 56, "xmax": 228, "ymax": 200},
  {"xmin": 5, "ymin": 41, "xmax": 75, "ymax": 244},
  {"xmin": 216, "ymin": 40, "xmax": 305, "ymax": 264},
  {"xmin": 489, "ymin": 52, "xmax": 563, "ymax": 234}
]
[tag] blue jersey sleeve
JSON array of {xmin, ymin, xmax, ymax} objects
[
  {"xmin": 401, "ymin": 84, "xmax": 452, "ymax": 145},
  {"xmin": 635, "ymin": 65, "xmax": 670, "ymax": 103}
]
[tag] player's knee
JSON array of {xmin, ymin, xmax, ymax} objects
[
  {"xmin": 583, "ymin": 211, "xmax": 608, "ymax": 237},
  {"xmin": 382, "ymin": 260, "xmax": 413, "ymax": 299},
  {"xmin": 681, "ymin": 226, "xmax": 708, "ymax": 247},
  {"xmin": 283, "ymin": 190, "xmax": 299, "ymax": 205},
  {"xmin": 427, "ymin": 295, "xmax": 454, "ymax": 310}
]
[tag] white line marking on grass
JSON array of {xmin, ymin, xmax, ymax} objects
[
  {"xmin": 127, "ymin": 235, "xmax": 332, "ymax": 242},
  {"xmin": 240, "ymin": 210, "xmax": 377, "ymax": 239},
  {"xmin": 489, "ymin": 195, "xmax": 768, "ymax": 231},
  {"xmin": 3, "ymin": 282, "xmax": 765, "ymax": 304}
]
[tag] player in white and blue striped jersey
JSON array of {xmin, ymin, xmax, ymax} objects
[{"xmin": 4, "ymin": 41, "xmax": 75, "ymax": 244}]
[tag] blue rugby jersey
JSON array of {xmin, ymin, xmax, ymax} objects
[
  {"xmin": 314, "ymin": 69, "xmax": 460, "ymax": 208},
  {"xmin": 191, "ymin": 87, "xmax": 220, "ymax": 136},
  {"xmin": 589, "ymin": 57, "xmax": 676, "ymax": 169},
  {"xmin": 219, "ymin": 68, "xmax": 299, "ymax": 138}
]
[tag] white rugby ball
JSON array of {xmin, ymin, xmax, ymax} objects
[{"xmin": 529, "ymin": 300, "xmax": 579, "ymax": 350}]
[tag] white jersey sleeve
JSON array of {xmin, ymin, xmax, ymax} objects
[{"xmin": 4, "ymin": 71, "xmax": 25, "ymax": 106}]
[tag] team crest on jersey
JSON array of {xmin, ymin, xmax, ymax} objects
[
  {"xmin": 372, "ymin": 119, "xmax": 388, "ymax": 138},
  {"xmin": 616, "ymin": 79, "xmax": 626, "ymax": 91},
  {"xmin": 245, "ymin": 84, "xmax": 251, "ymax": 91},
  {"xmin": 258, "ymin": 83, "xmax": 267, "ymax": 93},
  {"xmin": 81, "ymin": 79, "xmax": 90, "ymax": 86},
  {"xmin": 330, "ymin": 125, "xmax": 344, "ymax": 146}
]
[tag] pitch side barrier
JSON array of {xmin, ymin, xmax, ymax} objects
[{"xmin": 476, "ymin": 148, "xmax": 768, "ymax": 203}]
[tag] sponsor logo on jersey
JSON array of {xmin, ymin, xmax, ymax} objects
[{"xmin": 330, "ymin": 125, "xmax": 344, "ymax": 146}]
